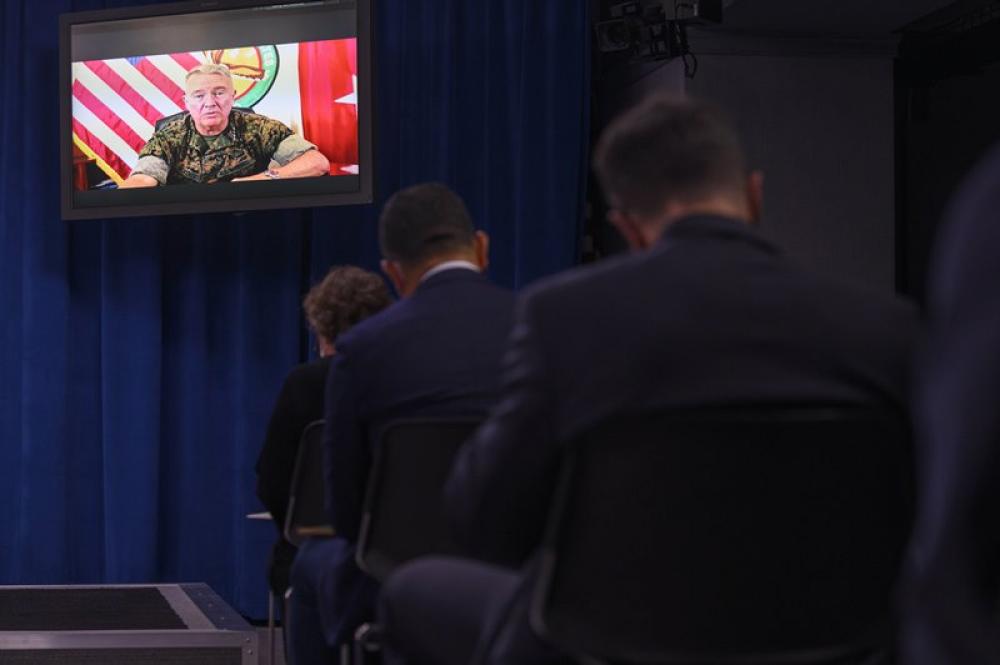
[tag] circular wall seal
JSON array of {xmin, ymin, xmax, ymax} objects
[{"xmin": 206, "ymin": 46, "xmax": 279, "ymax": 108}]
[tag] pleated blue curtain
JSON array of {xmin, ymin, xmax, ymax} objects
[
  {"xmin": 309, "ymin": 0, "xmax": 591, "ymax": 283},
  {"xmin": 0, "ymin": 0, "xmax": 589, "ymax": 616}
]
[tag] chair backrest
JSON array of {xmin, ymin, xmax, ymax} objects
[
  {"xmin": 153, "ymin": 107, "xmax": 257, "ymax": 132},
  {"xmin": 355, "ymin": 418, "xmax": 481, "ymax": 582},
  {"xmin": 530, "ymin": 406, "xmax": 913, "ymax": 665},
  {"xmin": 283, "ymin": 420, "xmax": 333, "ymax": 546}
]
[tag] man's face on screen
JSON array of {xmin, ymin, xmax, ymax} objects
[{"xmin": 184, "ymin": 73, "xmax": 235, "ymax": 135}]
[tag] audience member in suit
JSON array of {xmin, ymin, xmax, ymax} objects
[
  {"xmin": 255, "ymin": 266, "xmax": 392, "ymax": 596},
  {"xmin": 286, "ymin": 182, "xmax": 516, "ymax": 665},
  {"xmin": 379, "ymin": 94, "xmax": 919, "ymax": 665},
  {"xmin": 900, "ymin": 143, "xmax": 1000, "ymax": 664}
]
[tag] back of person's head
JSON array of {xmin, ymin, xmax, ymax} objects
[
  {"xmin": 303, "ymin": 265, "xmax": 392, "ymax": 354},
  {"xmin": 378, "ymin": 182, "xmax": 477, "ymax": 267},
  {"xmin": 593, "ymin": 94, "xmax": 749, "ymax": 221}
]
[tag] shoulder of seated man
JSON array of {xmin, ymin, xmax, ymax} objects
[
  {"xmin": 522, "ymin": 250, "xmax": 638, "ymax": 306},
  {"xmin": 332, "ymin": 304, "xmax": 402, "ymax": 360},
  {"xmin": 235, "ymin": 110, "xmax": 289, "ymax": 133},
  {"xmin": 147, "ymin": 113, "xmax": 193, "ymax": 142}
]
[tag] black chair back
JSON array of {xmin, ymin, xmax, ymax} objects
[
  {"xmin": 355, "ymin": 418, "xmax": 481, "ymax": 582},
  {"xmin": 153, "ymin": 107, "xmax": 257, "ymax": 132},
  {"xmin": 283, "ymin": 420, "xmax": 333, "ymax": 546},
  {"xmin": 530, "ymin": 407, "xmax": 912, "ymax": 664}
]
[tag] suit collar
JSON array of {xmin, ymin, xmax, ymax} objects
[
  {"xmin": 415, "ymin": 266, "xmax": 489, "ymax": 293},
  {"xmin": 662, "ymin": 214, "xmax": 778, "ymax": 254},
  {"xmin": 420, "ymin": 260, "xmax": 480, "ymax": 283}
]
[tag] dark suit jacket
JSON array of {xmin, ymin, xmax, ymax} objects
[
  {"xmin": 324, "ymin": 267, "xmax": 515, "ymax": 540},
  {"xmin": 255, "ymin": 356, "xmax": 331, "ymax": 532},
  {"xmin": 303, "ymin": 267, "xmax": 514, "ymax": 645},
  {"xmin": 447, "ymin": 214, "xmax": 919, "ymax": 569},
  {"xmin": 901, "ymin": 145, "xmax": 1000, "ymax": 664}
]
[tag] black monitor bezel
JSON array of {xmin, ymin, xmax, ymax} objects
[{"xmin": 59, "ymin": 0, "xmax": 374, "ymax": 220}]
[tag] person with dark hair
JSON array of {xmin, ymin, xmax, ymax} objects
[
  {"xmin": 378, "ymin": 94, "xmax": 918, "ymax": 665},
  {"xmin": 900, "ymin": 143, "xmax": 1000, "ymax": 665},
  {"xmin": 378, "ymin": 181, "xmax": 479, "ymax": 265},
  {"xmin": 254, "ymin": 266, "xmax": 391, "ymax": 597},
  {"xmin": 286, "ymin": 182, "xmax": 514, "ymax": 665}
]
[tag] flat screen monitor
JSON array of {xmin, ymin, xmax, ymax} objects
[{"xmin": 59, "ymin": 0, "xmax": 373, "ymax": 220}]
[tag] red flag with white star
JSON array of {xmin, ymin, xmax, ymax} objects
[{"xmin": 298, "ymin": 38, "xmax": 359, "ymax": 174}]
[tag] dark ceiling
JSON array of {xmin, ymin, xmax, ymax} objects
[{"xmin": 718, "ymin": 0, "xmax": 957, "ymax": 36}]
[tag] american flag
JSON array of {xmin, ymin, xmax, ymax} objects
[{"xmin": 71, "ymin": 52, "xmax": 207, "ymax": 185}]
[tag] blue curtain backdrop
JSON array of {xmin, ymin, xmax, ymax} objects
[{"xmin": 0, "ymin": 0, "xmax": 590, "ymax": 617}]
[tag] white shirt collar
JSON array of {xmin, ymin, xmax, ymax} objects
[{"xmin": 419, "ymin": 260, "xmax": 481, "ymax": 283}]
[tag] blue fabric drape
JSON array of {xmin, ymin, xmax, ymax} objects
[{"xmin": 0, "ymin": 0, "xmax": 589, "ymax": 616}]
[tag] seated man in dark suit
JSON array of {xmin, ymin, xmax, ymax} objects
[
  {"xmin": 901, "ymin": 143, "xmax": 1000, "ymax": 665},
  {"xmin": 286, "ymin": 182, "xmax": 515, "ymax": 665},
  {"xmin": 255, "ymin": 265, "xmax": 392, "ymax": 597},
  {"xmin": 379, "ymin": 95, "xmax": 919, "ymax": 665}
]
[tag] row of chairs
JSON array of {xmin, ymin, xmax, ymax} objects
[
  {"xmin": 283, "ymin": 419, "xmax": 476, "ymax": 565},
  {"xmin": 282, "ymin": 407, "xmax": 911, "ymax": 664},
  {"xmin": 280, "ymin": 419, "xmax": 477, "ymax": 664}
]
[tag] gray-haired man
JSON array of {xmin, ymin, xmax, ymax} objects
[{"xmin": 119, "ymin": 63, "xmax": 329, "ymax": 187}]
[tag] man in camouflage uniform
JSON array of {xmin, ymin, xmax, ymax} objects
[{"xmin": 119, "ymin": 63, "xmax": 330, "ymax": 187}]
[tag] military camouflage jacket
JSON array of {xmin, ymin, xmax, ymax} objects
[{"xmin": 132, "ymin": 111, "xmax": 316, "ymax": 185}]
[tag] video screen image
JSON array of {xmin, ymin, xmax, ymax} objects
[{"xmin": 71, "ymin": 39, "xmax": 358, "ymax": 191}]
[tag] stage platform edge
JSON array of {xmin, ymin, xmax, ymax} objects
[{"xmin": 0, "ymin": 583, "xmax": 258, "ymax": 665}]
